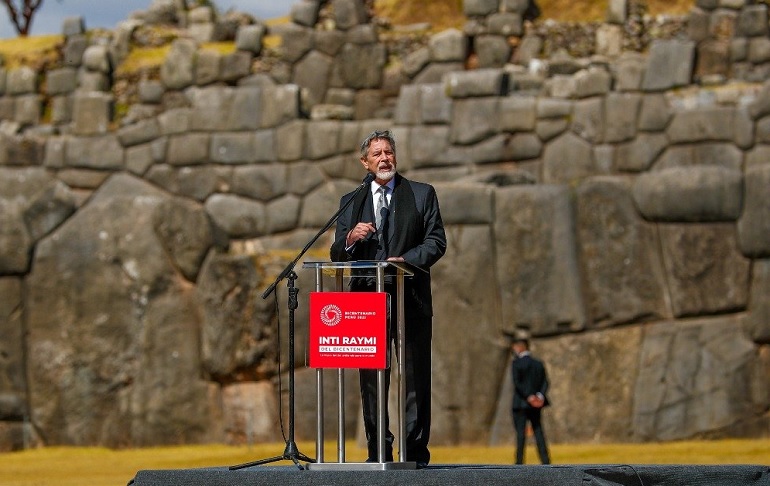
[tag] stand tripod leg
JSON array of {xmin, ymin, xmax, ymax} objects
[{"xmin": 229, "ymin": 271, "xmax": 314, "ymax": 471}]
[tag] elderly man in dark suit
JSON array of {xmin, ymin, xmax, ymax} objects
[
  {"xmin": 511, "ymin": 337, "xmax": 551, "ymax": 465},
  {"xmin": 330, "ymin": 130, "xmax": 447, "ymax": 468}
]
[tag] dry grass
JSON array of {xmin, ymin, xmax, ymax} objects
[
  {"xmin": 0, "ymin": 439, "xmax": 767, "ymax": 486},
  {"xmin": 373, "ymin": 0, "xmax": 693, "ymax": 31},
  {"xmin": 0, "ymin": 34, "xmax": 62, "ymax": 69}
]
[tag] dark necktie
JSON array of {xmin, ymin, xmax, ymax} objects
[{"xmin": 375, "ymin": 186, "xmax": 389, "ymax": 260}]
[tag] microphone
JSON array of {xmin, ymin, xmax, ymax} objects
[{"xmin": 361, "ymin": 172, "xmax": 375, "ymax": 186}]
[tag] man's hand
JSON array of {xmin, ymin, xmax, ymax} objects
[
  {"xmin": 346, "ymin": 222, "xmax": 376, "ymax": 247},
  {"xmin": 527, "ymin": 395, "xmax": 545, "ymax": 408}
]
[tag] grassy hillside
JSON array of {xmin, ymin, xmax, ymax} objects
[{"xmin": 374, "ymin": 0, "xmax": 692, "ymax": 31}]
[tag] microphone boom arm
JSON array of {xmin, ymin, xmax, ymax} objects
[{"xmin": 261, "ymin": 173, "xmax": 375, "ymax": 300}]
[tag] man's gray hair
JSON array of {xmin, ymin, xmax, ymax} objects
[{"xmin": 360, "ymin": 130, "xmax": 396, "ymax": 158}]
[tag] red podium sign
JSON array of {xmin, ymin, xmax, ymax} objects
[{"xmin": 308, "ymin": 291, "xmax": 388, "ymax": 369}]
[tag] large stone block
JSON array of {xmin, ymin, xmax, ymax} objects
[
  {"xmin": 205, "ymin": 193, "xmax": 266, "ymax": 238},
  {"xmin": 220, "ymin": 51, "xmax": 252, "ymax": 82},
  {"xmin": 305, "ymin": 120, "xmax": 341, "ymax": 160},
  {"xmin": 194, "ymin": 49, "xmax": 221, "ymax": 86},
  {"xmin": 444, "ymin": 133, "xmax": 521, "ymax": 164},
  {"xmin": 158, "ymin": 108, "xmax": 191, "ymax": 135},
  {"xmin": 125, "ymin": 144, "xmax": 154, "ymax": 176},
  {"xmin": 615, "ymin": 133, "xmax": 668, "ymax": 172},
  {"xmin": 290, "ymin": 1, "xmax": 320, "ymax": 27},
  {"xmin": 82, "ymin": 45, "xmax": 112, "ymax": 73},
  {"xmin": 746, "ymin": 259, "xmax": 770, "ymax": 342},
  {"xmin": 537, "ymin": 98, "xmax": 572, "ymax": 119},
  {"xmin": 62, "ymin": 35, "xmax": 87, "ymax": 68},
  {"xmin": 409, "ymin": 125, "xmax": 450, "ymax": 168},
  {"xmin": 572, "ymin": 96, "xmax": 606, "ymax": 144},
  {"xmin": 494, "ymin": 185, "xmax": 586, "ymax": 336},
  {"xmin": 13, "ymin": 95, "xmax": 42, "ymax": 127},
  {"xmin": 331, "ymin": 0, "xmax": 368, "ymax": 30},
  {"xmin": 575, "ymin": 177, "xmax": 669, "ymax": 327},
  {"xmin": 299, "ymin": 180, "xmax": 353, "ymax": 229},
  {"xmin": 413, "ymin": 62, "xmax": 465, "ymax": 85},
  {"xmin": 25, "ymin": 175, "xmax": 220, "ymax": 446},
  {"xmin": 275, "ymin": 120, "xmax": 305, "ymax": 162},
  {"xmin": 265, "ymin": 195, "xmax": 301, "ymax": 234},
  {"xmin": 488, "ymin": 12, "xmax": 523, "ymax": 36},
  {"xmin": 167, "ymin": 133, "xmax": 210, "ymax": 166},
  {"xmin": 160, "ymin": 38, "xmax": 197, "ymax": 90},
  {"xmin": 604, "ymin": 92, "xmax": 641, "ymax": 143},
  {"xmin": 638, "ymin": 93, "xmax": 673, "ymax": 132},
  {"xmin": 338, "ymin": 43, "xmax": 386, "ymax": 89},
  {"xmin": 293, "ymin": 50, "xmax": 333, "ymax": 107},
  {"xmin": 280, "ymin": 24, "xmax": 313, "ymax": 63},
  {"xmin": 435, "ymin": 182, "xmax": 494, "ymax": 225},
  {"xmin": 736, "ymin": 4, "xmax": 768, "ymax": 37},
  {"xmin": 633, "ymin": 316, "xmax": 766, "ymax": 441},
  {"xmin": 260, "ymin": 85, "xmax": 300, "ymax": 128},
  {"xmin": 0, "ymin": 201, "xmax": 32, "ymax": 274},
  {"xmin": 210, "ymin": 132, "xmax": 257, "ymax": 164},
  {"xmin": 632, "ymin": 166, "xmax": 743, "ymax": 222},
  {"xmin": 431, "ymin": 224, "xmax": 508, "ymax": 444},
  {"xmin": 574, "ymin": 67, "xmax": 612, "ymax": 98},
  {"xmin": 4, "ymin": 135, "xmax": 43, "ymax": 167},
  {"xmin": 189, "ymin": 86, "xmax": 261, "ymax": 131},
  {"xmin": 737, "ymin": 163, "xmax": 770, "ymax": 258},
  {"xmin": 231, "ymin": 165, "xmax": 288, "ymax": 201},
  {"xmin": 46, "ymin": 68, "xmax": 78, "ymax": 96},
  {"xmin": 0, "ymin": 277, "xmax": 26, "ymax": 419},
  {"xmin": 117, "ymin": 118, "xmax": 161, "ymax": 147},
  {"xmin": 429, "ymin": 28, "xmax": 466, "ymax": 62},
  {"xmin": 659, "ymin": 223, "xmax": 750, "ymax": 317},
  {"xmin": 72, "ymin": 93, "xmax": 114, "ymax": 136},
  {"xmin": 198, "ymin": 253, "xmax": 274, "ymax": 378},
  {"xmin": 475, "ymin": 35, "xmax": 512, "ymax": 68},
  {"xmin": 450, "ymin": 98, "xmax": 499, "ymax": 145},
  {"xmin": 6, "ymin": 67, "xmax": 37, "ymax": 95},
  {"xmin": 146, "ymin": 165, "xmax": 230, "ymax": 202},
  {"xmin": 641, "ymin": 40, "xmax": 696, "ymax": 92},
  {"xmin": 464, "ymin": 0, "xmax": 499, "ymax": 16},
  {"xmin": 499, "ymin": 95, "xmax": 536, "ymax": 132},
  {"xmin": 65, "ymin": 134, "xmax": 123, "ymax": 169},
  {"xmin": 420, "ymin": 84, "xmax": 452, "ymax": 125},
  {"xmin": 22, "ymin": 180, "xmax": 77, "ymax": 241},
  {"xmin": 614, "ymin": 52, "xmax": 646, "ymax": 91},
  {"xmin": 667, "ymin": 105, "xmax": 739, "ymax": 143},
  {"xmin": 653, "ymin": 143, "xmax": 743, "ymax": 171},
  {"xmin": 542, "ymin": 132, "xmax": 594, "ymax": 183},
  {"xmin": 444, "ymin": 69, "xmax": 508, "ymax": 98},
  {"xmin": 286, "ymin": 161, "xmax": 325, "ymax": 197}
]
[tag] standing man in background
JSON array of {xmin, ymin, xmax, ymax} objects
[
  {"xmin": 511, "ymin": 337, "xmax": 551, "ymax": 465},
  {"xmin": 330, "ymin": 130, "xmax": 446, "ymax": 468}
]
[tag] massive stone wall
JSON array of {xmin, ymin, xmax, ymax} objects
[{"xmin": 0, "ymin": 0, "xmax": 768, "ymax": 451}]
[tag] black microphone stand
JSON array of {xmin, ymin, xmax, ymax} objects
[{"xmin": 229, "ymin": 173, "xmax": 375, "ymax": 471}]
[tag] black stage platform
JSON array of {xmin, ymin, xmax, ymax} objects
[{"xmin": 129, "ymin": 463, "xmax": 770, "ymax": 486}]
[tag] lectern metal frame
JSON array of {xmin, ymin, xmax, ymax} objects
[{"xmin": 302, "ymin": 260, "xmax": 417, "ymax": 471}]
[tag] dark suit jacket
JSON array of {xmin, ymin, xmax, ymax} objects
[
  {"xmin": 511, "ymin": 353, "xmax": 550, "ymax": 411},
  {"xmin": 330, "ymin": 174, "xmax": 446, "ymax": 319}
]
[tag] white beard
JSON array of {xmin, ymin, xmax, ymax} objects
[{"xmin": 377, "ymin": 168, "xmax": 397, "ymax": 181}]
